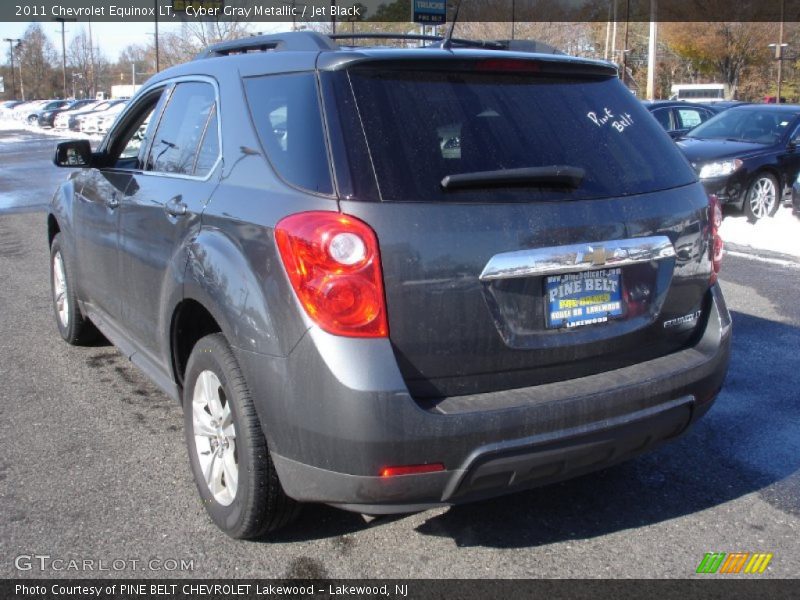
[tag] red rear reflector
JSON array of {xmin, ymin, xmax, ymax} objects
[
  {"xmin": 275, "ymin": 211, "xmax": 388, "ymax": 338},
  {"xmin": 379, "ymin": 463, "xmax": 445, "ymax": 477},
  {"xmin": 708, "ymin": 194, "xmax": 724, "ymax": 285}
]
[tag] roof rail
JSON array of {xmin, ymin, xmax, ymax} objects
[
  {"xmin": 196, "ymin": 31, "xmax": 338, "ymax": 59},
  {"xmin": 329, "ymin": 33, "xmax": 506, "ymax": 50}
]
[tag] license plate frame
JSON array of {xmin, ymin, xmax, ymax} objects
[{"xmin": 545, "ymin": 268, "xmax": 624, "ymax": 329}]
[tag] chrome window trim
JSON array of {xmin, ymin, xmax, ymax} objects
[{"xmin": 479, "ymin": 236, "xmax": 677, "ymax": 281}]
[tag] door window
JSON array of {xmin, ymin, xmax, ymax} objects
[
  {"xmin": 146, "ymin": 82, "xmax": 219, "ymax": 176},
  {"xmin": 105, "ymin": 92, "xmax": 165, "ymax": 170}
]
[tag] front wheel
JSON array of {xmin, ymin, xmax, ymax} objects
[
  {"xmin": 50, "ymin": 234, "xmax": 97, "ymax": 345},
  {"xmin": 744, "ymin": 173, "xmax": 779, "ymax": 222},
  {"xmin": 183, "ymin": 333, "xmax": 300, "ymax": 538}
]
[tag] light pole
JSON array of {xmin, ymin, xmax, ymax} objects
[
  {"xmin": 154, "ymin": 0, "xmax": 160, "ymax": 73},
  {"xmin": 54, "ymin": 17, "xmax": 76, "ymax": 98},
  {"xmin": 3, "ymin": 37, "xmax": 21, "ymax": 99}
]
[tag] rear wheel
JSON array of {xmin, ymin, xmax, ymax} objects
[
  {"xmin": 50, "ymin": 234, "xmax": 97, "ymax": 345},
  {"xmin": 183, "ymin": 333, "xmax": 300, "ymax": 538},
  {"xmin": 744, "ymin": 173, "xmax": 779, "ymax": 222}
]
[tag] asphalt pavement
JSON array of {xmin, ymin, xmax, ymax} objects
[{"xmin": 0, "ymin": 129, "xmax": 798, "ymax": 579}]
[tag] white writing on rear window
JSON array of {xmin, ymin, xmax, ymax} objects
[{"xmin": 587, "ymin": 108, "xmax": 634, "ymax": 133}]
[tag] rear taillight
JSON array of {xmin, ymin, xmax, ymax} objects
[
  {"xmin": 708, "ymin": 194, "xmax": 724, "ymax": 285},
  {"xmin": 275, "ymin": 212, "xmax": 388, "ymax": 338}
]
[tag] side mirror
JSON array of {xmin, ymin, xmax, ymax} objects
[{"xmin": 53, "ymin": 140, "xmax": 93, "ymax": 168}]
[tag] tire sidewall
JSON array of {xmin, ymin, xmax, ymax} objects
[
  {"xmin": 183, "ymin": 336, "xmax": 258, "ymax": 536},
  {"xmin": 50, "ymin": 235, "xmax": 77, "ymax": 342}
]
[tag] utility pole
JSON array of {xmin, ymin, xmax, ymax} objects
[
  {"xmin": 511, "ymin": 0, "xmax": 516, "ymax": 40},
  {"xmin": 88, "ymin": 21, "xmax": 95, "ymax": 97},
  {"xmin": 646, "ymin": 0, "xmax": 657, "ymax": 100},
  {"xmin": 3, "ymin": 38, "xmax": 21, "ymax": 99},
  {"xmin": 621, "ymin": 0, "xmax": 630, "ymax": 87},
  {"xmin": 54, "ymin": 17, "xmax": 75, "ymax": 98},
  {"xmin": 777, "ymin": 0, "xmax": 785, "ymax": 103},
  {"xmin": 769, "ymin": 0, "xmax": 789, "ymax": 104}
]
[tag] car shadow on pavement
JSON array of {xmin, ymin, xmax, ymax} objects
[
  {"xmin": 411, "ymin": 310, "xmax": 800, "ymax": 548},
  {"xmin": 267, "ymin": 311, "xmax": 799, "ymax": 546}
]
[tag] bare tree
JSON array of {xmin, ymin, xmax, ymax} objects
[
  {"xmin": 67, "ymin": 29, "xmax": 110, "ymax": 98},
  {"xmin": 17, "ymin": 23, "xmax": 59, "ymax": 99},
  {"xmin": 159, "ymin": 21, "xmax": 253, "ymax": 67}
]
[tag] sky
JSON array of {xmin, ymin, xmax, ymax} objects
[{"xmin": 0, "ymin": 20, "xmax": 288, "ymax": 62}]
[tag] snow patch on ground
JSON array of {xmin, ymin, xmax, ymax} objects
[
  {"xmin": 0, "ymin": 116, "xmax": 99, "ymax": 142},
  {"xmin": 720, "ymin": 206, "xmax": 800, "ymax": 259}
]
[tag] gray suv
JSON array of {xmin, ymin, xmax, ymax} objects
[{"xmin": 48, "ymin": 32, "xmax": 731, "ymax": 538}]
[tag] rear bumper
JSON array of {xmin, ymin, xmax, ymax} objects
[{"xmin": 235, "ymin": 284, "xmax": 731, "ymax": 513}]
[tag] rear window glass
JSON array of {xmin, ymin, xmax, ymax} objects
[
  {"xmin": 344, "ymin": 69, "xmax": 696, "ymax": 202},
  {"xmin": 244, "ymin": 73, "xmax": 333, "ymax": 195}
]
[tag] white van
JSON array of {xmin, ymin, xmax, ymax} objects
[{"xmin": 669, "ymin": 84, "xmax": 726, "ymax": 103}]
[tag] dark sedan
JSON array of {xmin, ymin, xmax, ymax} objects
[
  {"xmin": 37, "ymin": 99, "xmax": 95, "ymax": 128},
  {"xmin": 676, "ymin": 104, "xmax": 800, "ymax": 221},
  {"xmin": 643, "ymin": 101, "xmax": 718, "ymax": 138},
  {"xmin": 25, "ymin": 100, "xmax": 70, "ymax": 124}
]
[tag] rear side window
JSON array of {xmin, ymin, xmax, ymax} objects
[
  {"xmin": 243, "ymin": 73, "xmax": 333, "ymax": 195},
  {"xmin": 677, "ymin": 108, "xmax": 710, "ymax": 129},
  {"xmin": 343, "ymin": 68, "xmax": 696, "ymax": 202},
  {"xmin": 147, "ymin": 81, "xmax": 218, "ymax": 176}
]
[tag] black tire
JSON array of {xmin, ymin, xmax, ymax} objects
[
  {"xmin": 183, "ymin": 333, "xmax": 300, "ymax": 539},
  {"xmin": 50, "ymin": 234, "xmax": 98, "ymax": 345},
  {"xmin": 744, "ymin": 172, "xmax": 780, "ymax": 222}
]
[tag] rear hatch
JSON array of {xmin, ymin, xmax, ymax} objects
[{"xmin": 322, "ymin": 55, "xmax": 714, "ymax": 398}]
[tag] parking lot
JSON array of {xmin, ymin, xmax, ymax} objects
[{"xmin": 0, "ymin": 127, "xmax": 798, "ymax": 579}]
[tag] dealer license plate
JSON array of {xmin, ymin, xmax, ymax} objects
[{"xmin": 545, "ymin": 268, "xmax": 624, "ymax": 329}]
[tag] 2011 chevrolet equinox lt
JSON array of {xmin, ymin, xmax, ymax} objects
[{"xmin": 47, "ymin": 32, "xmax": 731, "ymax": 538}]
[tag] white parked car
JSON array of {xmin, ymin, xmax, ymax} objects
[
  {"xmin": 80, "ymin": 101, "xmax": 127, "ymax": 134},
  {"xmin": 53, "ymin": 101, "xmax": 99, "ymax": 130}
]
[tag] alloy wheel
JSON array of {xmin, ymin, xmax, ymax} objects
[
  {"xmin": 192, "ymin": 370, "xmax": 238, "ymax": 506},
  {"xmin": 749, "ymin": 177, "xmax": 777, "ymax": 220}
]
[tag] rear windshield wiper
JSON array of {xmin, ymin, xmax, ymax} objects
[{"xmin": 441, "ymin": 165, "xmax": 585, "ymax": 191}]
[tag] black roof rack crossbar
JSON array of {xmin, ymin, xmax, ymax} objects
[
  {"xmin": 329, "ymin": 33, "xmax": 506, "ymax": 50},
  {"xmin": 196, "ymin": 31, "xmax": 338, "ymax": 59}
]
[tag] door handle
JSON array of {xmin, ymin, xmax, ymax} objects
[
  {"xmin": 106, "ymin": 192, "xmax": 119, "ymax": 209},
  {"xmin": 165, "ymin": 196, "xmax": 188, "ymax": 217}
]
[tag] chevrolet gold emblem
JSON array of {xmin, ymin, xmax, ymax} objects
[{"xmin": 590, "ymin": 246, "xmax": 607, "ymax": 266}]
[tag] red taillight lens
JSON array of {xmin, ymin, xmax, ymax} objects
[
  {"xmin": 708, "ymin": 194, "xmax": 724, "ymax": 285},
  {"xmin": 275, "ymin": 211, "xmax": 388, "ymax": 338},
  {"xmin": 379, "ymin": 463, "xmax": 445, "ymax": 477}
]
